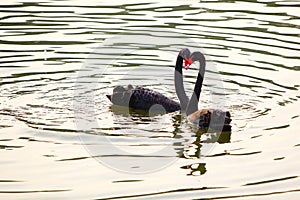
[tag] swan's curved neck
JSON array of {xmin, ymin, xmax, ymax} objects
[
  {"xmin": 186, "ymin": 52, "xmax": 206, "ymax": 116},
  {"xmin": 175, "ymin": 54, "xmax": 189, "ymax": 110}
]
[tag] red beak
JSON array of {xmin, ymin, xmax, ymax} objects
[{"xmin": 184, "ymin": 57, "xmax": 193, "ymax": 70}]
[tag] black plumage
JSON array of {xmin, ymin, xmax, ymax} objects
[{"xmin": 106, "ymin": 85, "xmax": 180, "ymax": 112}]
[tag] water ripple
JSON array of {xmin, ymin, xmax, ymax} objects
[{"xmin": 0, "ymin": 0, "xmax": 299, "ymax": 199}]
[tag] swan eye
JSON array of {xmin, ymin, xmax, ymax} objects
[{"xmin": 184, "ymin": 57, "xmax": 193, "ymax": 69}]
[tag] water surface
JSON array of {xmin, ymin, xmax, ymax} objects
[{"xmin": 0, "ymin": 0, "xmax": 299, "ymax": 199}]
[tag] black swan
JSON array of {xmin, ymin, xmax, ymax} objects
[
  {"xmin": 175, "ymin": 48, "xmax": 232, "ymax": 131},
  {"xmin": 106, "ymin": 84, "xmax": 180, "ymax": 112}
]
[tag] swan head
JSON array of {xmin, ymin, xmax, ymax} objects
[
  {"xmin": 179, "ymin": 48, "xmax": 206, "ymax": 71},
  {"xmin": 179, "ymin": 48, "xmax": 193, "ymax": 70}
]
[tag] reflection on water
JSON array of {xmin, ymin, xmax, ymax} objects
[
  {"xmin": 0, "ymin": 0, "xmax": 300, "ymax": 199},
  {"xmin": 181, "ymin": 162, "xmax": 207, "ymax": 176}
]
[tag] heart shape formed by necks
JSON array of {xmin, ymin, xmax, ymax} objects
[
  {"xmin": 184, "ymin": 57, "xmax": 193, "ymax": 70},
  {"xmin": 175, "ymin": 48, "xmax": 232, "ymax": 131}
]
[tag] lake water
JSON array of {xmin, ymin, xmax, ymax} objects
[{"xmin": 0, "ymin": 0, "xmax": 299, "ymax": 199}]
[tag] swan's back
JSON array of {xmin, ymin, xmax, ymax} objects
[{"xmin": 107, "ymin": 85, "xmax": 180, "ymax": 112}]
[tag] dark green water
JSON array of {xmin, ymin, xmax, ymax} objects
[{"xmin": 0, "ymin": 0, "xmax": 299, "ymax": 199}]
